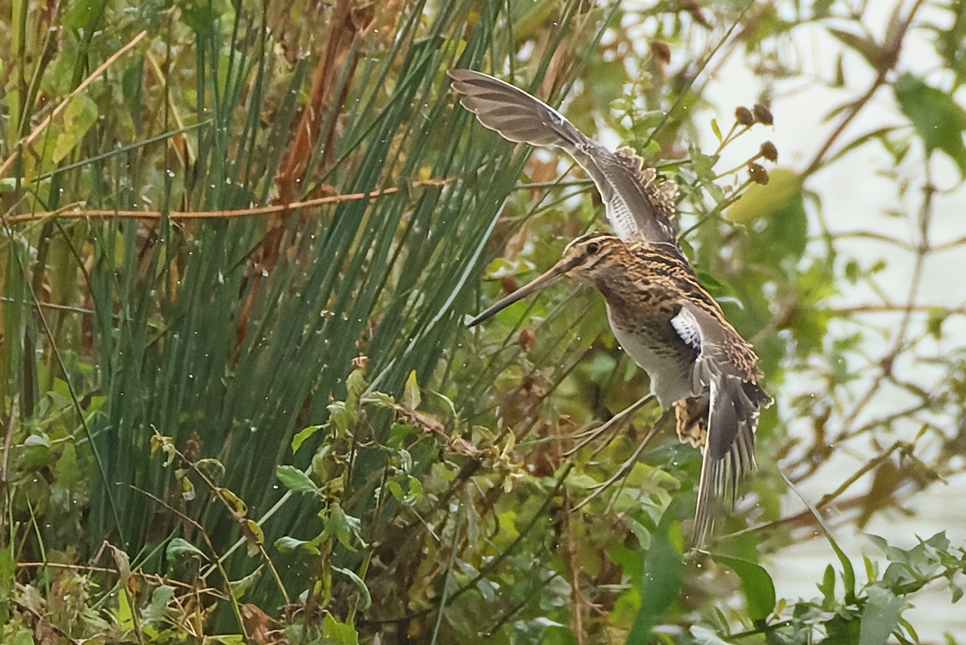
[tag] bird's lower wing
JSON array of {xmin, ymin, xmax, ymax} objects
[{"xmin": 671, "ymin": 301, "xmax": 763, "ymax": 547}]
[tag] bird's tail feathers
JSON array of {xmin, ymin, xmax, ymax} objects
[{"xmin": 691, "ymin": 375, "xmax": 761, "ymax": 548}]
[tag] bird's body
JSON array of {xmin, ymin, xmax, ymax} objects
[
  {"xmin": 469, "ymin": 234, "xmax": 771, "ymax": 546},
  {"xmin": 452, "ymin": 69, "xmax": 771, "ymax": 547},
  {"xmin": 589, "ymin": 239, "xmax": 721, "ymax": 407}
]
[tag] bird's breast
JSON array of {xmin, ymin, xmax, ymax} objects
[{"xmin": 606, "ymin": 305, "xmax": 694, "ymax": 408}]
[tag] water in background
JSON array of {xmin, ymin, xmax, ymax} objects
[{"xmin": 701, "ymin": 6, "xmax": 966, "ymax": 638}]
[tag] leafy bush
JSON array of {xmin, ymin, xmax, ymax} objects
[{"xmin": 1, "ymin": 0, "xmax": 964, "ymax": 643}]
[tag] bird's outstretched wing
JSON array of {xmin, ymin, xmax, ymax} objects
[
  {"xmin": 448, "ymin": 69, "xmax": 678, "ymax": 246},
  {"xmin": 670, "ymin": 301, "xmax": 771, "ymax": 547}
]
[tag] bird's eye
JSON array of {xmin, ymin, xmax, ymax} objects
[{"xmin": 586, "ymin": 241, "xmax": 600, "ymax": 255}]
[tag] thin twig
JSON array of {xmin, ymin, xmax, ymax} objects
[
  {"xmin": 135, "ymin": 487, "xmax": 250, "ymax": 642},
  {"xmin": 800, "ymin": 0, "xmax": 925, "ymax": 178},
  {"xmin": 12, "ymin": 597, "xmax": 82, "ymax": 645},
  {"xmin": 4, "ymin": 179, "xmax": 455, "ymax": 224}
]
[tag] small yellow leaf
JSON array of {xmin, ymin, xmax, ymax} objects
[
  {"xmin": 402, "ymin": 370, "xmax": 421, "ymax": 410},
  {"xmin": 241, "ymin": 519, "xmax": 265, "ymax": 556},
  {"xmin": 218, "ymin": 487, "xmax": 248, "ymax": 518}
]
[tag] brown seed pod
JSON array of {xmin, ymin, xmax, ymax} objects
[
  {"xmin": 760, "ymin": 141, "xmax": 778, "ymax": 162},
  {"xmin": 753, "ymin": 103, "xmax": 774, "ymax": 126},
  {"xmin": 650, "ymin": 41, "xmax": 671, "ymax": 65},
  {"xmin": 735, "ymin": 106, "xmax": 755, "ymax": 126},
  {"xmin": 749, "ymin": 162, "xmax": 769, "ymax": 185}
]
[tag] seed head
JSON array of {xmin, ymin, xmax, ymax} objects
[
  {"xmin": 749, "ymin": 162, "xmax": 769, "ymax": 185},
  {"xmin": 650, "ymin": 41, "xmax": 671, "ymax": 65},
  {"xmin": 759, "ymin": 141, "xmax": 778, "ymax": 162},
  {"xmin": 735, "ymin": 106, "xmax": 755, "ymax": 127},
  {"xmin": 753, "ymin": 103, "xmax": 774, "ymax": 126}
]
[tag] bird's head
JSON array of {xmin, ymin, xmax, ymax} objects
[
  {"xmin": 468, "ymin": 232, "xmax": 625, "ymax": 327},
  {"xmin": 557, "ymin": 233, "xmax": 625, "ymax": 281}
]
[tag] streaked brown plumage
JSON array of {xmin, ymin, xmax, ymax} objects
[
  {"xmin": 448, "ymin": 68, "xmax": 678, "ymax": 247},
  {"xmin": 470, "ymin": 234, "xmax": 771, "ymax": 547},
  {"xmin": 452, "ymin": 69, "xmax": 771, "ymax": 546}
]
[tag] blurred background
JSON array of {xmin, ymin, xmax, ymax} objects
[{"xmin": 1, "ymin": 0, "xmax": 964, "ymax": 642}]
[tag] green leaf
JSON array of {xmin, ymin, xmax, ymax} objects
[
  {"xmin": 291, "ymin": 424, "xmax": 324, "ymax": 454},
  {"xmin": 725, "ymin": 167, "xmax": 803, "ymax": 223},
  {"xmin": 56, "ymin": 441, "xmax": 82, "ymax": 487},
  {"xmin": 689, "ymin": 144, "xmax": 719, "ymax": 179},
  {"xmin": 53, "ymin": 95, "xmax": 99, "ymax": 163},
  {"xmin": 824, "ymin": 127, "xmax": 897, "ymax": 166},
  {"xmin": 179, "ymin": 0, "xmax": 221, "ymax": 34},
  {"xmin": 0, "ymin": 549, "xmax": 13, "ymax": 594},
  {"xmin": 63, "ymin": 0, "xmax": 106, "ymax": 30},
  {"xmin": 324, "ymin": 503, "xmax": 364, "ymax": 551},
  {"xmin": 827, "ymin": 529, "xmax": 857, "ymax": 603},
  {"xmin": 219, "ymin": 487, "xmax": 249, "ymax": 518},
  {"xmin": 859, "ymin": 586, "xmax": 904, "ymax": 645},
  {"xmin": 10, "ymin": 629, "xmax": 33, "ymax": 645},
  {"xmin": 243, "ymin": 519, "xmax": 265, "ymax": 556},
  {"xmin": 712, "ymin": 554, "xmax": 776, "ymax": 621},
  {"xmin": 24, "ymin": 432, "xmax": 51, "ymax": 448},
  {"xmin": 782, "ymin": 467, "xmax": 856, "ymax": 602},
  {"xmin": 894, "ymin": 73, "xmax": 966, "ymax": 175},
  {"xmin": 627, "ymin": 508, "xmax": 683, "ymax": 643},
  {"xmin": 195, "ymin": 458, "xmax": 227, "ymax": 482},
  {"xmin": 328, "ymin": 401, "xmax": 351, "ymax": 436},
  {"xmin": 819, "ymin": 564, "xmax": 837, "ymax": 609},
  {"xmin": 166, "ymin": 538, "xmax": 208, "ymax": 563},
  {"xmin": 276, "ymin": 465, "xmax": 320, "ymax": 495},
  {"xmin": 926, "ymin": 306, "xmax": 948, "ymax": 339},
  {"xmin": 897, "ymin": 617, "xmax": 920, "ymax": 643},
  {"xmin": 813, "ymin": 0, "xmax": 835, "ymax": 18},
  {"xmin": 229, "ymin": 566, "xmax": 262, "ymax": 600},
  {"xmin": 323, "ymin": 612, "xmax": 359, "ymax": 645},
  {"xmin": 863, "ymin": 555, "xmax": 877, "ymax": 584},
  {"xmin": 0, "ymin": 548, "xmax": 14, "ymax": 625},
  {"xmin": 361, "ymin": 391, "xmax": 395, "ymax": 408},
  {"xmin": 333, "ymin": 566, "xmax": 373, "ymax": 610},
  {"xmin": 405, "ymin": 476, "xmax": 423, "ymax": 503},
  {"xmin": 565, "ymin": 473, "xmax": 602, "ymax": 489},
  {"xmin": 274, "ymin": 536, "xmax": 320, "ymax": 554},
  {"xmin": 385, "ymin": 479, "xmax": 404, "ymax": 501},
  {"xmin": 143, "ymin": 585, "xmax": 177, "ymax": 623},
  {"xmin": 121, "ymin": 57, "xmax": 144, "ymax": 121},
  {"xmin": 948, "ymin": 579, "xmax": 963, "ymax": 603},
  {"xmin": 346, "ymin": 368, "xmax": 368, "ymax": 416},
  {"xmin": 625, "ymin": 517, "xmax": 652, "ymax": 550}
]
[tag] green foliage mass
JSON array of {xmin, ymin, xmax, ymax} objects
[{"xmin": 1, "ymin": 0, "xmax": 965, "ymax": 643}]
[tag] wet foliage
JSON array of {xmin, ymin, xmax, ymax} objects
[{"xmin": 1, "ymin": 0, "xmax": 965, "ymax": 643}]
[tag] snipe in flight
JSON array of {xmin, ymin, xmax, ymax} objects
[{"xmin": 452, "ymin": 69, "xmax": 772, "ymax": 547}]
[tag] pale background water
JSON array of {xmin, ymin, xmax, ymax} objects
[
  {"xmin": 586, "ymin": 2, "xmax": 965, "ymax": 636},
  {"xmin": 696, "ymin": 4, "xmax": 966, "ymax": 640}
]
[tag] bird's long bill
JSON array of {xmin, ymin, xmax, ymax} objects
[{"xmin": 468, "ymin": 257, "xmax": 578, "ymax": 327}]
